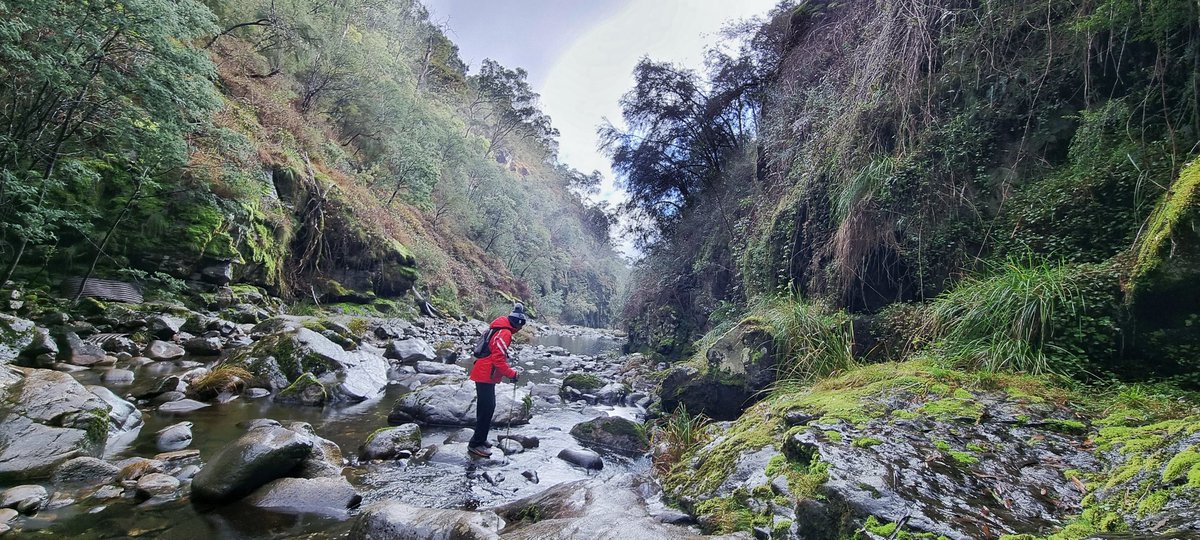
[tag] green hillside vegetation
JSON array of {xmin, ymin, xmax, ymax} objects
[{"xmin": 0, "ymin": 0, "xmax": 625, "ymax": 325}]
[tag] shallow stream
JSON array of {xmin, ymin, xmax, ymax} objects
[{"xmin": 10, "ymin": 331, "xmax": 640, "ymax": 539}]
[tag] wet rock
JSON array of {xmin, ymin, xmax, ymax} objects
[
  {"xmin": 414, "ymin": 360, "xmax": 465, "ymax": 376},
  {"xmin": 151, "ymin": 391, "xmax": 186, "ymax": 405},
  {"xmin": 146, "ymin": 315, "xmax": 185, "ymax": 340},
  {"xmin": 101, "ymin": 368, "xmax": 135, "ymax": 384},
  {"xmin": 190, "ymin": 426, "xmax": 314, "ymax": 503},
  {"xmin": 228, "ymin": 325, "xmax": 388, "ymax": 402},
  {"xmin": 570, "ymin": 416, "xmax": 649, "ymax": 454},
  {"xmin": 200, "ymin": 261, "xmax": 234, "ymax": 285},
  {"xmin": 86, "ymin": 385, "xmax": 143, "ymax": 436},
  {"xmin": 155, "ymin": 449, "xmax": 201, "ymax": 462},
  {"xmin": 90, "ymin": 485, "xmax": 124, "ymax": 500},
  {"xmin": 239, "ymin": 419, "xmax": 283, "ymax": 431},
  {"xmin": 60, "ymin": 332, "xmax": 105, "ymax": 366},
  {"xmin": 175, "ymin": 465, "xmax": 200, "ymax": 481},
  {"xmin": 274, "ymin": 372, "xmax": 327, "ymax": 406},
  {"xmin": 0, "ymin": 484, "xmax": 47, "ymax": 514},
  {"xmin": 358, "ymin": 424, "xmax": 422, "ymax": 461},
  {"xmin": 183, "ymin": 336, "xmax": 222, "ymax": 356},
  {"xmin": 0, "ymin": 508, "xmax": 15, "ymax": 523},
  {"xmin": 482, "ymin": 471, "xmax": 504, "ymax": 485},
  {"xmin": 498, "ymin": 434, "xmax": 539, "ymax": 449},
  {"xmin": 387, "ymin": 381, "xmax": 531, "ymax": 427},
  {"xmin": 656, "ymin": 511, "xmax": 695, "ymax": 525},
  {"xmin": 157, "ymin": 399, "xmax": 209, "ymax": 414},
  {"xmin": 0, "ymin": 315, "xmax": 36, "ymax": 363},
  {"xmin": 492, "ymin": 474, "xmax": 715, "ymax": 538},
  {"xmin": 521, "ymin": 470, "xmax": 539, "ymax": 484},
  {"xmin": 156, "ymin": 421, "xmax": 193, "ymax": 451},
  {"xmin": 116, "ymin": 458, "xmax": 166, "ymax": 482},
  {"xmin": 143, "ymin": 340, "xmax": 185, "ymax": 361},
  {"xmin": 660, "ymin": 322, "xmax": 776, "ymax": 421},
  {"xmin": 282, "ymin": 421, "xmax": 345, "ymax": 479},
  {"xmin": 556, "ymin": 448, "xmax": 603, "ymax": 471},
  {"xmin": 384, "ymin": 338, "xmax": 436, "ymax": 364},
  {"xmin": 0, "ymin": 368, "xmax": 110, "ymax": 482},
  {"xmin": 243, "ymin": 476, "xmax": 361, "ymax": 515},
  {"xmin": 244, "ymin": 388, "xmax": 270, "ymax": 399},
  {"xmin": 136, "ymin": 473, "xmax": 180, "ymax": 499},
  {"xmin": 349, "ymin": 501, "xmax": 502, "ymax": 540},
  {"xmin": 498, "ymin": 439, "xmax": 523, "ymax": 455},
  {"xmin": 52, "ymin": 457, "xmax": 120, "ymax": 486},
  {"xmin": 100, "ymin": 335, "xmax": 139, "ymax": 355}
]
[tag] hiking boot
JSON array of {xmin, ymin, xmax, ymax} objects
[{"xmin": 468, "ymin": 445, "xmax": 492, "ymax": 458}]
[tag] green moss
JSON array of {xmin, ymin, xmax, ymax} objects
[
  {"xmin": 562, "ymin": 373, "xmax": 606, "ymax": 391},
  {"xmin": 772, "ymin": 519, "xmax": 792, "ymax": 538},
  {"xmin": 823, "ymin": 430, "xmax": 843, "ymax": 443},
  {"xmin": 1161, "ymin": 446, "xmax": 1200, "ymax": 483},
  {"xmin": 863, "ymin": 516, "xmax": 951, "ymax": 540},
  {"xmin": 1044, "ymin": 418, "xmax": 1088, "ymax": 434},
  {"xmin": 665, "ymin": 404, "xmax": 778, "ymax": 500},
  {"xmin": 919, "ymin": 395, "xmax": 984, "ymax": 422},
  {"xmin": 852, "ymin": 437, "xmax": 882, "ymax": 448},
  {"xmin": 1136, "ymin": 490, "xmax": 1170, "ymax": 516},
  {"xmin": 1132, "ymin": 159, "xmax": 1200, "ymax": 287}
]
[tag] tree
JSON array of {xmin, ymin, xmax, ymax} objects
[
  {"xmin": 465, "ymin": 59, "xmax": 557, "ymax": 157},
  {"xmin": 0, "ymin": 0, "xmax": 220, "ymax": 281},
  {"xmin": 599, "ymin": 58, "xmax": 756, "ymax": 233}
]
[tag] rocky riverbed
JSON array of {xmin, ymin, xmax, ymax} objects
[{"xmin": 0, "ymin": 293, "xmax": 712, "ymax": 539}]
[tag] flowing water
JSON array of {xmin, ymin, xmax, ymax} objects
[{"xmin": 10, "ymin": 331, "xmax": 640, "ymax": 539}]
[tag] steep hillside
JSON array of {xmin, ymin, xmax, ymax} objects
[{"xmin": 0, "ymin": 0, "xmax": 625, "ymax": 325}]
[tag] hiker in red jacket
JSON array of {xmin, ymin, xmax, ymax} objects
[{"xmin": 467, "ymin": 303, "xmax": 525, "ymax": 457}]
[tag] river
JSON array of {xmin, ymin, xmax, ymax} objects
[{"xmin": 9, "ymin": 330, "xmax": 639, "ymax": 539}]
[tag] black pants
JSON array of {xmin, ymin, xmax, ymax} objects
[{"xmin": 469, "ymin": 382, "xmax": 496, "ymax": 447}]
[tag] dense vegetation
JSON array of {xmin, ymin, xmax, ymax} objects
[
  {"xmin": 0, "ymin": 0, "xmax": 625, "ymax": 325},
  {"xmin": 615, "ymin": 0, "xmax": 1199, "ymax": 384}
]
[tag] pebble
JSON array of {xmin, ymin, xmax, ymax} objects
[{"xmin": 136, "ymin": 473, "xmax": 180, "ymax": 499}]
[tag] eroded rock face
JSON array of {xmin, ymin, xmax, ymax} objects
[
  {"xmin": 0, "ymin": 367, "xmax": 111, "ymax": 482},
  {"xmin": 387, "ymin": 381, "xmax": 531, "ymax": 427},
  {"xmin": 349, "ymin": 501, "xmax": 503, "ymax": 540},
  {"xmin": 190, "ymin": 426, "xmax": 313, "ymax": 503},
  {"xmin": 61, "ymin": 332, "xmax": 105, "ymax": 366},
  {"xmin": 0, "ymin": 315, "xmax": 38, "ymax": 364},
  {"xmin": 385, "ymin": 338, "xmax": 436, "ymax": 364}
]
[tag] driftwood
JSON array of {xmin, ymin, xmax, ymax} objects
[{"xmin": 61, "ymin": 277, "xmax": 143, "ymax": 304}]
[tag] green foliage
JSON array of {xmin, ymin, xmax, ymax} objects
[
  {"xmin": 752, "ymin": 296, "xmax": 856, "ymax": 387},
  {"xmin": 651, "ymin": 405, "xmax": 712, "ymax": 475},
  {"xmin": 926, "ymin": 257, "xmax": 1120, "ymax": 375}
]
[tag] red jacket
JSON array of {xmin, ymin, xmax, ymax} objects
[{"xmin": 469, "ymin": 316, "xmax": 519, "ymax": 384}]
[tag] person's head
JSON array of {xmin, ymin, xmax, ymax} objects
[{"xmin": 507, "ymin": 302, "xmax": 527, "ymax": 331}]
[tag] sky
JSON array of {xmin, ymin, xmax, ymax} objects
[{"xmin": 423, "ymin": 0, "xmax": 780, "ymax": 207}]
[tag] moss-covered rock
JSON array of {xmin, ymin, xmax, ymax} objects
[
  {"xmin": 569, "ymin": 416, "xmax": 649, "ymax": 454},
  {"xmin": 658, "ymin": 321, "xmax": 776, "ymax": 421}
]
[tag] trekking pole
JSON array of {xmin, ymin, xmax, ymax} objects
[{"xmin": 506, "ymin": 381, "xmax": 517, "ymax": 443}]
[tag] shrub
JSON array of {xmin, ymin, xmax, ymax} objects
[
  {"xmin": 651, "ymin": 405, "xmax": 711, "ymax": 475},
  {"xmin": 752, "ymin": 296, "xmax": 856, "ymax": 389}
]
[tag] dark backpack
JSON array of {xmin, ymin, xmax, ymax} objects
[{"xmin": 473, "ymin": 328, "xmax": 498, "ymax": 359}]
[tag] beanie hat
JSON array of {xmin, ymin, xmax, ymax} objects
[{"xmin": 507, "ymin": 302, "xmax": 527, "ymax": 328}]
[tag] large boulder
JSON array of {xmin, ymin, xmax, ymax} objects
[
  {"xmin": 349, "ymin": 501, "xmax": 502, "ymax": 540},
  {"xmin": 143, "ymin": 340, "xmax": 185, "ymax": 361},
  {"xmin": 190, "ymin": 426, "xmax": 313, "ymax": 503},
  {"xmin": 0, "ymin": 367, "xmax": 111, "ymax": 482},
  {"xmin": 387, "ymin": 381, "xmax": 531, "ymax": 427},
  {"xmin": 385, "ymin": 338, "xmax": 436, "ymax": 364},
  {"xmin": 659, "ymin": 321, "xmax": 775, "ymax": 421},
  {"xmin": 227, "ymin": 323, "xmax": 388, "ymax": 403},
  {"xmin": 51, "ymin": 457, "xmax": 120, "ymax": 486},
  {"xmin": 0, "ymin": 315, "xmax": 38, "ymax": 364},
  {"xmin": 243, "ymin": 476, "xmax": 361, "ymax": 515},
  {"xmin": 86, "ymin": 385, "xmax": 143, "ymax": 437},
  {"xmin": 570, "ymin": 416, "xmax": 649, "ymax": 454},
  {"xmin": 281, "ymin": 421, "xmax": 345, "ymax": 479},
  {"xmin": 358, "ymin": 424, "xmax": 422, "ymax": 461},
  {"xmin": 156, "ymin": 421, "xmax": 193, "ymax": 451},
  {"xmin": 60, "ymin": 332, "xmax": 105, "ymax": 366}
]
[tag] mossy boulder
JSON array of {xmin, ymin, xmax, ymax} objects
[
  {"xmin": 659, "ymin": 321, "xmax": 776, "ymax": 421},
  {"xmin": 0, "ymin": 367, "xmax": 112, "ymax": 482},
  {"xmin": 0, "ymin": 315, "xmax": 38, "ymax": 364},
  {"xmin": 561, "ymin": 373, "xmax": 605, "ymax": 393},
  {"xmin": 569, "ymin": 416, "xmax": 649, "ymax": 454},
  {"xmin": 358, "ymin": 424, "xmax": 422, "ymax": 461},
  {"xmin": 227, "ymin": 321, "xmax": 388, "ymax": 404},
  {"xmin": 275, "ymin": 373, "xmax": 327, "ymax": 407}
]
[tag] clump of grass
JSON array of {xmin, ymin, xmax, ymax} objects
[
  {"xmin": 752, "ymin": 295, "xmax": 856, "ymax": 390},
  {"xmin": 926, "ymin": 256, "xmax": 1086, "ymax": 374},
  {"xmin": 191, "ymin": 365, "xmax": 253, "ymax": 398},
  {"xmin": 651, "ymin": 404, "xmax": 712, "ymax": 476}
]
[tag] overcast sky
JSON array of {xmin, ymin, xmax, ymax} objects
[{"xmin": 423, "ymin": 0, "xmax": 779, "ymax": 207}]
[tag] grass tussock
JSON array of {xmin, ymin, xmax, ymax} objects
[
  {"xmin": 926, "ymin": 257, "xmax": 1086, "ymax": 374},
  {"xmin": 651, "ymin": 405, "xmax": 711, "ymax": 476},
  {"xmin": 191, "ymin": 365, "xmax": 253, "ymax": 397},
  {"xmin": 752, "ymin": 296, "xmax": 857, "ymax": 390}
]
